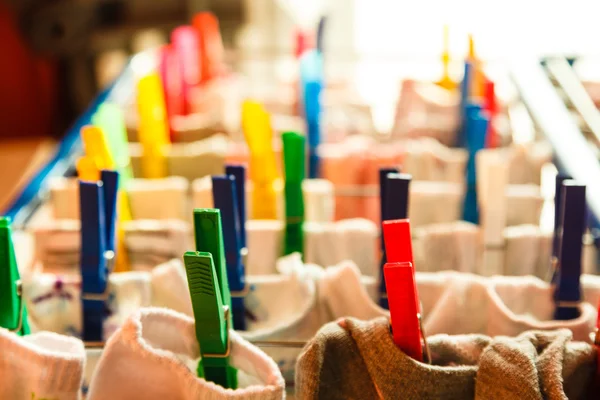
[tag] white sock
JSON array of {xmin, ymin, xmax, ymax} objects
[
  {"xmin": 86, "ymin": 308, "xmax": 285, "ymax": 400},
  {"xmin": 0, "ymin": 329, "xmax": 85, "ymax": 400}
]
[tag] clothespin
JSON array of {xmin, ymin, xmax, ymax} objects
[
  {"xmin": 172, "ymin": 26, "xmax": 201, "ymax": 115},
  {"xmin": 0, "ymin": 217, "xmax": 30, "ymax": 335},
  {"xmin": 185, "ymin": 208, "xmax": 237, "ymax": 388},
  {"xmin": 457, "ymin": 61, "xmax": 473, "ymax": 147},
  {"xmin": 554, "ymin": 181, "xmax": 586, "ymax": 320},
  {"xmin": 159, "ymin": 45, "xmax": 184, "ymax": 140},
  {"xmin": 467, "ymin": 34, "xmax": 484, "ymax": 98},
  {"xmin": 212, "ymin": 175, "xmax": 246, "ymax": 330},
  {"xmin": 92, "ymin": 103, "xmax": 135, "ymax": 186},
  {"xmin": 437, "ymin": 25, "xmax": 456, "ymax": 91},
  {"xmin": 282, "ymin": 131, "xmax": 306, "ymax": 256},
  {"xmin": 316, "ymin": 16, "xmax": 327, "ymax": 54},
  {"xmin": 193, "ymin": 12, "xmax": 224, "ymax": 83},
  {"xmin": 382, "ymin": 219, "xmax": 429, "ymax": 363},
  {"xmin": 241, "ymin": 100, "xmax": 278, "ymax": 220},
  {"xmin": 550, "ymin": 174, "xmax": 572, "ymax": 283},
  {"xmin": 300, "ymin": 50, "xmax": 323, "ymax": 179},
  {"xmin": 136, "ymin": 72, "xmax": 170, "ymax": 178},
  {"xmin": 225, "ymin": 165, "xmax": 247, "ymax": 250},
  {"xmin": 79, "ymin": 126, "xmax": 131, "ymax": 272},
  {"xmin": 462, "ymin": 103, "xmax": 489, "ymax": 224},
  {"xmin": 79, "ymin": 170, "xmax": 119, "ymax": 343},
  {"xmin": 483, "ymin": 79, "xmax": 498, "ymax": 148},
  {"xmin": 294, "ymin": 29, "xmax": 313, "ymax": 59},
  {"xmin": 378, "ymin": 168, "xmax": 412, "ymax": 308}
]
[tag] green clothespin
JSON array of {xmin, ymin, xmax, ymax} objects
[
  {"xmin": 282, "ymin": 131, "xmax": 305, "ymax": 256},
  {"xmin": 185, "ymin": 209, "xmax": 237, "ymax": 388},
  {"xmin": 0, "ymin": 217, "xmax": 30, "ymax": 335},
  {"xmin": 92, "ymin": 102, "xmax": 134, "ymax": 186}
]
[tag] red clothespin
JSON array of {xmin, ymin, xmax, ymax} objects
[
  {"xmin": 484, "ymin": 79, "xmax": 498, "ymax": 148},
  {"xmin": 294, "ymin": 29, "xmax": 314, "ymax": 59},
  {"xmin": 382, "ymin": 219, "xmax": 429, "ymax": 363}
]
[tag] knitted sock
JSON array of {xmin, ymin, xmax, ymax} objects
[
  {"xmin": 476, "ymin": 329, "xmax": 596, "ymax": 399},
  {"xmin": 0, "ymin": 328, "xmax": 85, "ymax": 400},
  {"xmin": 86, "ymin": 308, "xmax": 285, "ymax": 400}
]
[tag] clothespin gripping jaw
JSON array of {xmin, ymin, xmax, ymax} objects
[
  {"xmin": 79, "ymin": 170, "xmax": 119, "ymax": 343},
  {"xmin": 382, "ymin": 219, "xmax": 429, "ymax": 363},
  {"xmin": 184, "ymin": 251, "xmax": 237, "ymax": 389},
  {"xmin": 378, "ymin": 169, "xmax": 411, "ymax": 308},
  {"xmin": 212, "ymin": 176, "xmax": 246, "ymax": 330},
  {"xmin": 0, "ymin": 217, "xmax": 30, "ymax": 335},
  {"xmin": 282, "ymin": 131, "xmax": 306, "ymax": 256},
  {"xmin": 554, "ymin": 181, "xmax": 586, "ymax": 320}
]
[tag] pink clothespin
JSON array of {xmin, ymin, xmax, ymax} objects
[
  {"xmin": 159, "ymin": 45, "xmax": 184, "ymax": 141},
  {"xmin": 382, "ymin": 219, "xmax": 430, "ymax": 363},
  {"xmin": 171, "ymin": 26, "xmax": 201, "ymax": 115}
]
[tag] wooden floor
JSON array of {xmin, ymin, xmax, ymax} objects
[{"xmin": 0, "ymin": 137, "xmax": 56, "ymax": 214}]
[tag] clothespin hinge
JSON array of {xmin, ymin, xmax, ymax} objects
[
  {"xmin": 202, "ymin": 306, "xmax": 232, "ymax": 359},
  {"xmin": 81, "ymin": 250, "xmax": 115, "ymax": 301},
  {"xmin": 9, "ymin": 280, "xmax": 26, "ymax": 334},
  {"xmin": 418, "ymin": 313, "xmax": 432, "ymax": 364}
]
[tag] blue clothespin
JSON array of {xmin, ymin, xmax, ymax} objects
[
  {"xmin": 457, "ymin": 61, "xmax": 473, "ymax": 147},
  {"xmin": 225, "ymin": 165, "xmax": 247, "ymax": 250},
  {"xmin": 551, "ymin": 174, "xmax": 572, "ymax": 283},
  {"xmin": 316, "ymin": 16, "xmax": 327, "ymax": 54},
  {"xmin": 300, "ymin": 49, "xmax": 323, "ymax": 179},
  {"xmin": 378, "ymin": 169, "xmax": 412, "ymax": 308},
  {"xmin": 79, "ymin": 170, "xmax": 119, "ymax": 343},
  {"xmin": 212, "ymin": 174, "xmax": 246, "ymax": 330},
  {"xmin": 462, "ymin": 102, "xmax": 488, "ymax": 224},
  {"xmin": 554, "ymin": 181, "xmax": 586, "ymax": 320}
]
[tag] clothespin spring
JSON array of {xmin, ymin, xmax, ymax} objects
[
  {"xmin": 8, "ymin": 280, "xmax": 26, "ymax": 334},
  {"xmin": 203, "ymin": 306, "xmax": 232, "ymax": 359},
  {"xmin": 81, "ymin": 250, "xmax": 115, "ymax": 302},
  {"xmin": 418, "ymin": 313, "xmax": 432, "ymax": 364}
]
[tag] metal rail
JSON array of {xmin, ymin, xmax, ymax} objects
[{"xmin": 511, "ymin": 58, "xmax": 600, "ymax": 230}]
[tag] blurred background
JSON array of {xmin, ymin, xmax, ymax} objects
[{"xmin": 1, "ymin": 0, "xmax": 599, "ymax": 211}]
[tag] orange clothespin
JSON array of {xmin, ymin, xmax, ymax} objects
[
  {"xmin": 193, "ymin": 12, "xmax": 225, "ymax": 83},
  {"xmin": 382, "ymin": 219, "xmax": 430, "ymax": 363},
  {"xmin": 437, "ymin": 25, "xmax": 456, "ymax": 91},
  {"xmin": 467, "ymin": 34, "xmax": 485, "ymax": 98}
]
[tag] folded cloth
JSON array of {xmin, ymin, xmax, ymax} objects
[
  {"xmin": 246, "ymin": 218, "xmax": 377, "ymax": 277},
  {"xmin": 0, "ymin": 328, "xmax": 85, "ymax": 400},
  {"xmin": 86, "ymin": 308, "xmax": 285, "ymax": 400},
  {"xmin": 128, "ymin": 134, "xmax": 227, "ymax": 181},
  {"xmin": 413, "ymin": 221, "xmax": 481, "ymax": 273},
  {"xmin": 22, "ymin": 270, "xmax": 152, "ymax": 339},
  {"xmin": 476, "ymin": 329, "xmax": 596, "ymax": 399},
  {"xmin": 391, "ymin": 79, "xmax": 461, "ymax": 146},
  {"xmin": 296, "ymin": 317, "xmax": 485, "ymax": 399},
  {"xmin": 296, "ymin": 317, "xmax": 597, "ymax": 400},
  {"xmin": 47, "ymin": 176, "xmax": 191, "ymax": 222},
  {"xmin": 319, "ymin": 262, "xmax": 600, "ymax": 343},
  {"xmin": 126, "ymin": 176, "xmax": 190, "ymax": 221},
  {"xmin": 141, "ymin": 254, "xmax": 324, "ymax": 382},
  {"xmin": 31, "ymin": 219, "xmax": 193, "ymax": 273}
]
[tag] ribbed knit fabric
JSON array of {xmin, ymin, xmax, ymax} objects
[
  {"xmin": 0, "ymin": 328, "xmax": 85, "ymax": 400},
  {"xmin": 86, "ymin": 308, "xmax": 285, "ymax": 400},
  {"xmin": 296, "ymin": 318, "xmax": 597, "ymax": 400}
]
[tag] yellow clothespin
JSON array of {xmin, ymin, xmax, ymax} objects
[
  {"xmin": 467, "ymin": 34, "xmax": 485, "ymax": 98},
  {"xmin": 78, "ymin": 125, "xmax": 131, "ymax": 272},
  {"xmin": 241, "ymin": 100, "xmax": 278, "ymax": 220},
  {"xmin": 136, "ymin": 72, "xmax": 170, "ymax": 179},
  {"xmin": 437, "ymin": 25, "xmax": 456, "ymax": 91}
]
